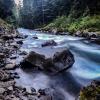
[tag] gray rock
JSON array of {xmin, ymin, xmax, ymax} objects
[
  {"xmin": 5, "ymin": 63, "xmax": 16, "ymax": 70},
  {"xmin": 33, "ymin": 35, "xmax": 38, "ymax": 39},
  {"xmin": 8, "ymin": 86, "xmax": 13, "ymax": 91},
  {"xmin": 19, "ymin": 51, "xmax": 28, "ymax": 55},
  {"xmin": 16, "ymin": 40, "xmax": 23, "ymax": 45},
  {"xmin": 0, "ymin": 70, "xmax": 10, "ymax": 81},
  {"xmin": 0, "ymin": 88, "xmax": 6, "ymax": 94},
  {"xmin": 21, "ymin": 47, "xmax": 74, "ymax": 74},
  {"xmin": 88, "ymin": 32, "xmax": 97, "ymax": 38},
  {"xmin": 91, "ymin": 38, "xmax": 100, "ymax": 44},
  {"xmin": 0, "ymin": 53, "xmax": 5, "ymax": 67},
  {"xmin": 39, "ymin": 95, "xmax": 52, "ymax": 100},
  {"xmin": 41, "ymin": 40, "xmax": 57, "ymax": 47},
  {"xmin": 0, "ymin": 80, "xmax": 15, "ymax": 88},
  {"xmin": 10, "ymin": 55, "xmax": 17, "ymax": 59},
  {"xmin": 75, "ymin": 31, "xmax": 82, "ymax": 37}
]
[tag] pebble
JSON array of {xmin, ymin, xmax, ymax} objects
[
  {"xmin": 10, "ymin": 55, "xmax": 17, "ymax": 59},
  {"xmin": 5, "ymin": 63, "xmax": 16, "ymax": 70},
  {"xmin": 8, "ymin": 86, "xmax": 13, "ymax": 91},
  {"xmin": 0, "ymin": 88, "xmax": 6, "ymax": 94}
]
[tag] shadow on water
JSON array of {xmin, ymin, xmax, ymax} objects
[
  {"xmin": 50, "ymin": 71, "xmax": 82, "ymax": 96},
  {"xmin": 16, "ymin": 65, "xmax": 82, "ymax": 100}
]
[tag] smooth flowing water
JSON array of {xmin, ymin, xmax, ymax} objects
[{"xmin": 16, "ymin": 28, "xmax": 100, "ymax": 100}]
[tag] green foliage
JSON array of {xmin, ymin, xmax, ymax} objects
[
  {"xmin": 79, "ymin": 83, "xmax": 100, "ymax": 100},
  {"xmin": 12, "ymin": 0, "xmax": 100, "ymax": 29},
  {"xmin": 0, "ymin": 18, "xmax": 12, "ymax": 29},
  {"xmin": 44, "ymin": 15, "xmax": 100, "ymax": 33},
  {"xmin": 44, "ymin": 16, "xmax": 70, "ymax": 31},
  {"xmin": 69, "ymin": 15, "xmax": 100, "ymax": 32},
  {"xmin": 0, "ymin": 0, "xmax": 16, "ymax": 25}
]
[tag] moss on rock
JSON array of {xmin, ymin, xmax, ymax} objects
[{"xmin": 79, "ymin": 81, "xmax": 100, "ymax": 100}]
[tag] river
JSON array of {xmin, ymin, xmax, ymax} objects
[{"xmin": 15, "ymin": 28, "xmax": 100, "ymax": 100}]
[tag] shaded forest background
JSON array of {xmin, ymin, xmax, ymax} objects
[{"xmin": 0, "ymin": 0, "xmax": 100, "ymax": 30}]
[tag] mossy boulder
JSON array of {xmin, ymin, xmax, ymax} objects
[{"xmin": 79, "ymin": 81, "xmax": 100, "ymax": 100}]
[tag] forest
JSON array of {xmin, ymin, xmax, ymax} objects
[{"xmin": 0, "ymin": 0, "xmax": 100, "ymax": 100}]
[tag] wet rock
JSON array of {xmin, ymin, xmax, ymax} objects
[
  {"xmin": 13, "ymin": 75, "xmax": 20, "ymax": 79},
  {"xmin": 15, "ymin": 34, "xmax": 28, "ymax": 39},
  {"xmin": 41, "ymin": 40, "xmax": 57, "ymax": 47},
  {"xmin": 0, "ymin": 70, "xmax": 10, "ymax": 81},
  {"xmin": 38, "ymin": 89, "xmax": 46, "ymax": 95},
  {"xmin": 75, "ymin": 31, "xmax": 82, "ymax": 37},
  {"xmin": 8, "ymin": 86, "xmax": 13, "ymax": 91},
  {"xmin": 52, "ymin": 29, "xmax": 58, "ymax": 34},
  {"xmin": 1, "ymin": 35, "xmax": 14, "ymax": 46},
  {"xmin": 91, "ymin": 80, "xmax": 100, "ymax": 86},
  {"xmin": 5, "ymin": 63, "xmax": 16, "ymax": 70},
  {"xmin": 9, "ymin": 72, "xmax": 20, "ymax": 79},
  {"xmin": 33, "ymin": 35, "xmax": 38, "ymax": 39},
  {"xmin": 31, "ymin": 88, "xmax": 36, "ymax": 93},
  {"xmin": 37, "ymin": 88, "xmax": 52, "ymax": 100},
  {"xmin": 1, "ymin": 35, "xmax": 14, "ymax": 41},
  {"xmin": 5, "ymin": 95, "xmax": 20, "ymax": 100},
  {"xmin": 90, "ymin": 38, "xmax": 100, "ymax": 44},
  {"xmin": 89, "ymin": 32, "xmax": 97, "ymax": 38},
  {"xmin": 16, "ymin": 40, "xmax": 23, "ymax": 45},
  {"xmin": 82, "ymin": 32, "xmax": 89, "ymax": 38},
  {"xmin": 10, "ymin": 55, "xmax": 17, "ymax": 59},
  {"xmin": 21, "ymin": 47, "xmax": 74, "ymax": 73},
  {"xmin": 13, "ymin": 44, "xmax": 19, "ymax": 50},
  {"xmin": 39, "ymin": 95, "xmax": 52, "ymax": 100},
  {"xmin": 75, "ymin": 31, "xmax": 90, "ymax": 38},
  {"xmin": 0, "ymin": 53, "xmax": 5, "ymax": 67},
  {"xmin": 19, "ymin": 51, "xmax": 28, "ymax": 56},
  {"xmin": 0, "ymin": 80, "xmax": 15, "ymax": 88},
  {"xmin": 26, "ymin": 88, "xmax": 32, "ymax": 94}
]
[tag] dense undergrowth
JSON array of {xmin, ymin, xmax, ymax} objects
[
  {"xmin": 79, "ymin": 81, "xmax": 100, "ymax": 100},
  {"xmin": 0, "ymin": 18, "xmax": 12, "ymax": 29},
  {"xmin": 44, "ymin": 15, "xmax": 100, "ymax": 33},
  {"xmin": 0, "ymin": 18, "xmax": 14, "ymax": 35}
]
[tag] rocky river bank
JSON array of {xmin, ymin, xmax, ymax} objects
[
  {"xmin": 0, "ymin": 25, "xmax": 54, "ymax": 100},
  {"xmin": 36, "ymin": 28, "xmax": 100, "ymax": 45}
]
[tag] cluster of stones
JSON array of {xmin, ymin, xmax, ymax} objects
[
  {"xmin": 0, "ymin": 69, "xmax": 53, "ymax": 100},
  {"xmin": 0, "ymin": 26, "xmax": 53, "ymax": 100}
]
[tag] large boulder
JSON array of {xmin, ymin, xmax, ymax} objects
[{"xmin": 20, "ymin": 47, "xmax": 74, "ymax": 74}]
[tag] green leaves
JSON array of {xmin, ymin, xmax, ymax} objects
[{"xmin": 44, "ymin": 15, "xmax": 100, "ymax": 33}]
